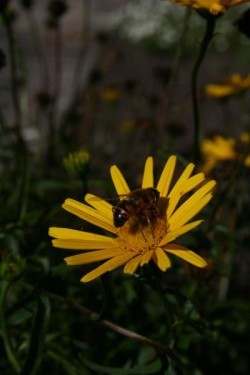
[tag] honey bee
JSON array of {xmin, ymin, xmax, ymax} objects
[{"xmin": 112, "ymin": 187, "xmax": 160, "ymax": 228}]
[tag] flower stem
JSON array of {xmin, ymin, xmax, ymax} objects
[{"xmin": 191, "ymin": 16, "xmax": 216, "ymax": 163}]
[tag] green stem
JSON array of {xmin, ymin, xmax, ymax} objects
[
  {"xmin": 191, "ymin": 16, "xmax": 216, "ymax": 163},
  {"xmin": 0, "ymin": 280, "xmax": 21, "ymax": 372}
]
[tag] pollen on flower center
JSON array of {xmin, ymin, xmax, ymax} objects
[{"xmin": 116, "ymin": 216, "xmax": 168, "ymax": 255}]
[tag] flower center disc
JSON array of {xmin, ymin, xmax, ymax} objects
[{"xmin": 117, "ymin": 216, "xmax": 167, "ymax": 255}]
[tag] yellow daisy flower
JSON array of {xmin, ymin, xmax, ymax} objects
[
  {"xmin": 169, "ymin": 0, "xmax": 249, "ymax": 15},
  {"xmin": 205, "ymin": 74, "xmax": 250, "ymax": 98},
  {"xmin": 201, "ymin": 135, "xmax": 237, "ymax": 173},
  {"xmin": 49, "ymin": 156, "xmax": 216, "ymax": 283},
  {"xmin": 201, "ymin": 134, "xmax": 250, "ymax": 173}
]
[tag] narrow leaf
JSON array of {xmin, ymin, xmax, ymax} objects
[{"xmin": 20, "ymin": 295, "xmax": 50, "ymax": 375}]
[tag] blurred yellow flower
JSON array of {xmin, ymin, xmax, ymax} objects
[
  {"xmin": 63, "ymin": 150, "xmax": 90, "ymax": 179},
  {"xmin": 201, "ymin": 134, "xmax": 250, "ymax": 173},
  {"xmin": 240, "ymin": 132, "xmax": 250, "ymax": 144},
  {"xmin": 205, "ymin": 74, "xmax": 250, "ymax": 98},
  {"xmin": 121, "ymin": 120, "xmax": 135, "ymax": 134},
  {"xmin": 49, "ymin": 156, "xmax": 216, "ymax": 283},
  {"xmin": 240, "ymin": 132, "xmax": 250, "ymax": 167},
  {"xmin": 244, "ymin": 155, "xmax": 250, "ymax": 167},
  {"xmin": 170, "ymin": 0, "xmax": 249, "ymax": 15},
  {"xmin": 100, "ymin": 88, "xmax": 120, "ymax": 103}
]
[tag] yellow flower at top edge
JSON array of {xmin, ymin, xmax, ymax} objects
[
  {"xmin": 205, "ymin": 74, "xmax": 250, "ymax": 98},
  {"xmin": 49, "ymin": 156, "xmax": 216, "ymax": 283},
  {"xmin": 169, "ymin": 0, "xmax": 250, "ymax": 15}
]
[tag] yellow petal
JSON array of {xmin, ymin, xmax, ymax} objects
[
  {"xmin": 140, "ymin": 250, "xmax": 154, "ymax": 266},
  {"xmin": 142, "ymin": 156, "xmax": 154, "ymax": 188},
  {"xmin": 65, "ymin": 249, "xmax": 120, "ymax": 265},
  {"xmin": 50, "ymin": 227, "xmax": 115, "ymax": 250},
  {"xmin": 153, "ymin": 247, "xmax": 171, "ymax": 271},
  {"xmin": 181, "ymin": 173, "xmax": 205, "ymax": 194},
  {"xmin": 206, "ymin": 84, "xmax": 235, "ymax": 98},
  {"xmin": 170, "ymin": 193, "xmax": 213, "ymax": 232},
  {"xmin": 157, "ymin": 155, "xmax": 176, "ymax": 197},
  {"xmin": 52, "ymin": 239, "xmax": 118, "ymax": 250},
  {"xmin": 165, "ymin": 244, "xmax": 207, "ymax": 268},
  {"xmin": 49, "ymin": 227, "xmax": 114, "ymax": 242},
  {"xmin": 81, "ymin": 252, "xmax": 134, "ymax": 282},
  {"xmin": 159, "ymin": 220, "xmax": 203, "ymax": 246},
  {"xmin": 168, "ymin": 180, "xmax": 216, "ymax": 230},
  {"xmin": 62, "ymin": 198, "xmax": 116, "ymax": 234},
  {"xmin": 167, "ymin": 172, "xmax": 205, "ymax": 218},
  {"xmin": 85, "ymin": 193, "xmax": 113, "ymax": 219},
  {"xmin": 124, "ymin": 255, "xmax": 142, "ymax": 274},
  {"xmin": 164, "ymin": 162, "xmax": 195, "ymax": 218},
  {"xmin": 110, "ymin": 165, "xmax": 130, "ymax": 196},
  {"xmin": 168, "ymin": 162, "xmax": 195, "ymax": 198}
]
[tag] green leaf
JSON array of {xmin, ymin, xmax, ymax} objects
[
  {"xmin": 20, "ymin": 295, "xmax": 50, "ymax": 375},
  {"xmin": 81, "ymin": 357, "xmax": 162, "ymax": 374}
]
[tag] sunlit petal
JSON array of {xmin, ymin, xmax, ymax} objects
[
  {"xmin": 63, "ymin": 199, "xmax": 116, "ymax": 234},
  {"xmin": 81, "ymin": 252, "xmax": 134, "ymax": 282},
  {"xmin": 159, "ymin": 220, "xmax": 203, "ymax": 246},
  {"xmin": 164, "ymin": 244, "xmax": 207, "ymax": 268},
  {"xmin": 65, "ymin": 249, "xmax": 120, "ymax": 265},
  {"xmin": 85, "ymin": 193, "xmax": 113, "ymax": 219},
  {"xmin": 167, "ymin": 163, "xmax": 195, "ymax": 214},
  {"xmin": 110, "ymin": 165, "xmax": 130, "ymax": 196},
  {"xmin": 49, "ymin": 227, "xmax": 113, "ymax": 242},
  {"xmin": 142, "ymin": 156, "xmax": 154, "ymax": 188},
  {"xmin": 169, "ymin": 162, "xmax": 195, "ymax": 197},
  {"xmin": 168, "ymin": 180, "xmax": 215, "ymax": 229},
  {"xmin": 140, "ymin": 250, "xmax": 154, "ymax": 266},
  {"xmin": 124, "ymin": 255, "xmax": 142, "ymax": 274},
  {"xmin": 157, "ymin": 155, "xmax": 176, "ymax": 197},
  {"xmin": 153, "ymin": 247, "xmax": 171, "ymax": 271},
  {"xmin": 167, "ymin": 172, "xmax": 205, "ymax": 218},
  {"xmin": 52, "ymin": 239, "xmax": 118, "ymax": 250}
]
